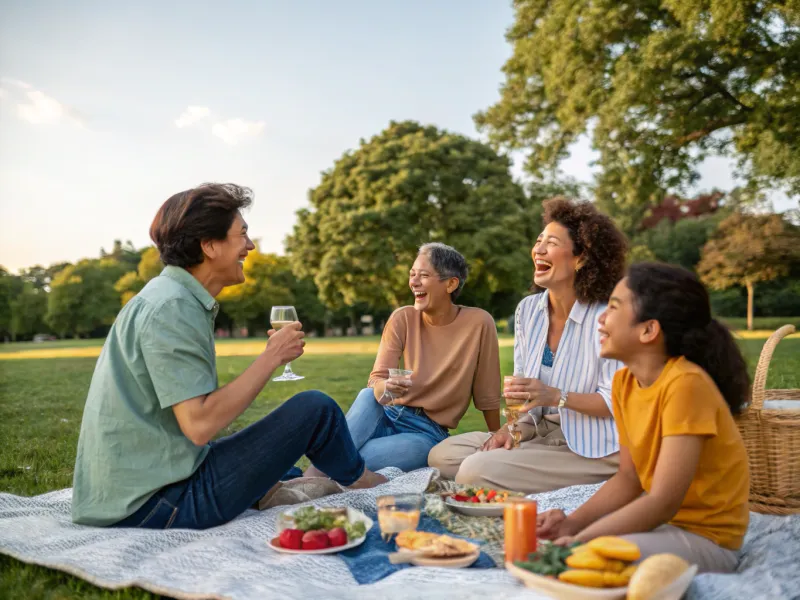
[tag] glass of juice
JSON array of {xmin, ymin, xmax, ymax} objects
[
  {"xmin": 377, "ymin": 493, "xmax": 422, "ymax": 543},
  {"xmin": 269, "ymin": 305, "xmax": 304, "ymax": 381},
  {"xmin": 504, "ymin": 497, "xmax": 537, "ymax": 564}
]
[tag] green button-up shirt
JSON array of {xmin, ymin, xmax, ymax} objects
[{"xmin": 72, "ymin": 266, "xmax": 218, "ymax": 526}]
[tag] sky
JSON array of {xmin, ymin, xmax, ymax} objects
[{"xmin": 0, "ymin": 0, "xmax": 795, "ymax": 274}]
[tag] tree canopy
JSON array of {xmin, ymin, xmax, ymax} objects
[
  {"xmin": 286, "ymin": 120, "xmax": 537, "ymax": 317},
  {"xmin": 697, "ymin": 211, "xmax": 800, "ymax": 328},
  {"xmin": 476, "ymin": 0, "xmax": 800, "ymax": 233}
]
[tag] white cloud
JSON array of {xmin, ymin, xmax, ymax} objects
[
  {"xmin": 174, "ymin": 105, "xmax": 211, "ymax": 128},
  {"xmin": 211, "ymin": 118, "xmax": 265, "ymax": 145},
  {"xmin": 0, "ymin": 77, "xmax": 84, "ymax": 126}
]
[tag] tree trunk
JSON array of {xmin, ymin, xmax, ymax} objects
[{"xmin": 746, "ymin": 281, "xmax": 754, "ymax": 331}]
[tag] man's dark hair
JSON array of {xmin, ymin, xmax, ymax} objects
[{"xmin": 149, "ymin": 183, "xmax": 253, "ymax": 268}]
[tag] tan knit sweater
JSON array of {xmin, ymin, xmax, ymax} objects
[{"xmin": 368, "ymin": 305, "xmax": 501, "ymax": 429}]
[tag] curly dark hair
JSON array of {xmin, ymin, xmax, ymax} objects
[
  {"xmin": 532, "ymin": 197, "xmax": 628, "ymax": 304},
  {"xmin": 149, "ymin": 183, "xmax": 253, "ymax": 268}
]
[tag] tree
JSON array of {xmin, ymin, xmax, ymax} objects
[
  {"xmin": 47, "ymin": 260, "xmax": 126, "ymax": 338},
  {"xmin": 475, "ymin": 0, "xmax": 800, "ymax": 233},
  {"xmin": 286, "ymin": 120, "xmax": 534, "ymax": 316},
  {"xmin": 639, "ymin": 191, "xmax": 724, "ymax": 230},
  {"xmin": 216, "ymin": 247, "xmax": 328, "ymax": 335},
  {"xmin": 10, "ymin": 282, "xmax": 48, "ymax": 341},
  {"xmin": 114, "ymin": 271, "xmax": 144, "ymax": 307},
  {"xmin": 114, "ymin": 247, "xmax": 163, "ymax": 307},
  {"xmin": 633, "ymin": 214, "xmax": 723, "ymax": 271},
  {"xmin": 137, "ymin": 247, "xmax": 163, "ymax": 282},
  {"xmin": 100, "ymin": 239, "xmax": 140, "ymax": 272},
  {"xmin": 217, "ymin": 249, "xmax": 295, "ymax": 334},
  {"xmin": 697, "ymin": 212, "xmax": 800, "ymax": 329},
  {"xmin": 0, "ymin": 267, "xmax": 23, "ymax": 340}
]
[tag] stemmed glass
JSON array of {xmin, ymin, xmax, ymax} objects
[
  {"xmin": 503, "ymin": 375, "xmax": 525, "ymax": 448},
  {"xmin": 269, "ymin": 306, "xmax": 304, "ymax": 382}
]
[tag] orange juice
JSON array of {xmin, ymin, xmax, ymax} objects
[{"xmin": 504, "ymin": 498, "xmax": 537, "ymax": 563}]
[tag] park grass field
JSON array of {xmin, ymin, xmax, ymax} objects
[{"xmin": 1, "ymin": 332, "xmax": 799, "ymax": 599}]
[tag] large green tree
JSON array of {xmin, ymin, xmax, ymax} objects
[
  {"xmin": 476, "ymin": 0, "xmax": 800, "ymax": 233},
  {"xmin": 286, "ymin": 120, "xmax": 536, "ymax": 317},
  {"xmin": 697, "ymin": 212, "xmax": 800, "ymax": 329}
]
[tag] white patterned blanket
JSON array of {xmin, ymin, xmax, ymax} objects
[{"xmin": 0, "ymin": 468, "xmax": 797, "ymax": 600}]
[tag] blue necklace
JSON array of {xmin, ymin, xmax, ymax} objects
[{"xmin": 542, "ymin": 343, "xmax": 555, "ymax": 368}]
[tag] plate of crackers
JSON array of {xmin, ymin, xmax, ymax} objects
[{"xmin": 389, "ymin": 531, "xmax": 480, "ymax": 568}]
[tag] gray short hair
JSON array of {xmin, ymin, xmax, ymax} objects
[{"xmin": 418, "ymin": 242, "xmax": 468, "ymax": 300}]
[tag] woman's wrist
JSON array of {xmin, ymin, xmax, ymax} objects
[{"xmin": 545, "ymin": 386, "xmax": 561, "ymax": 407}]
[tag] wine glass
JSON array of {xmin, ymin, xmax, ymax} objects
[
  {"xmin": 270, "ymin": 305, "xmax": 305, "ymax": 382},
  {"xmin": 503, "ymin": 374, "xmax": 525, "ymax": 448}
]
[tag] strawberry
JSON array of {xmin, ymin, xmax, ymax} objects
[
  {"xmin": 302, "ymin": 529, "xmax": 331, "ymax": 550},
  {"xmin": 327, "ymin": 527, "xmax": 348, "ymax": 547},
  {"xmin": 278, "ymin": 528, "xmax": 304, "ymax": 550}
]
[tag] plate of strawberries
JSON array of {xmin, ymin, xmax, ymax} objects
[{"xmin": 269, "ymin": 505, "xmax": 373, "ymax": 555}]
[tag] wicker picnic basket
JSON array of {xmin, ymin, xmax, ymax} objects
[{"xmin": 735, "ymin": 324, "xmax": 800, "ymax": 515}]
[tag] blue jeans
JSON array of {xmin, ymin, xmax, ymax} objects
[
  {"xmin": 345, "ymin": 388, "xmax": 449, "ymax": 472},
  {"xmin": 111, "ymin": 390, "xmax": 365, "ymax": 529}
]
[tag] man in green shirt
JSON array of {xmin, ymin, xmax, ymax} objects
[{"xmin": 72, "ymin": 183, "xmax": 386, "ymax": 529}]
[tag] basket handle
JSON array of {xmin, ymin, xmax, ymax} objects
[{"xmin": 751, "ymin": 324, "xmax": 797, "ymax": 410}]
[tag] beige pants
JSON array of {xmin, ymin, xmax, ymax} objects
[
  {"xmin": 428, "ymin": 421, "xmax": 619, "ymax": 494},
  {"xmin": 621, "ymin": 524, "xmax": 739, "ymax": 574}
]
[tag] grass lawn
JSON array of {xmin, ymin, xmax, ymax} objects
[{"xmin": 1, "ymin": 335, "xmax": 799, "ymax": 599}]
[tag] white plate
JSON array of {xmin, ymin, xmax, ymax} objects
[
  {"xmin": 444, "ymin": 496, "xmax": 507, "ymax": 517},
  {"xmin": 506, "ymin": 560, "xmax": 698, "ymax": 600},
  {"xmin": 267, "ymin": 506, "xmax": 373, "ymax": 555}
]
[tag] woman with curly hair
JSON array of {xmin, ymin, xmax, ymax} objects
[{"xmin": 428, "ymin": 197, "xmax": 629, "ymax": 494}]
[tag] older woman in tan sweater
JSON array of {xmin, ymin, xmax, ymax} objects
[{"xmin": 344, "ymin": 242, "xmax": 502, "ymax": 472}]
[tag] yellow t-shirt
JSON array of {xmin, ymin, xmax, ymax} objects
[{"xmin": 612, "ymin": 357, "xmax": 750, "ymax": 550}]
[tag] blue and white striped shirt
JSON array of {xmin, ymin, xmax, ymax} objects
[{"xmin": 514, "ymin": 292, "xmax": 623, "ymax": 458}]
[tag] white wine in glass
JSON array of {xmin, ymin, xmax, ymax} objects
[{"xmin": 270, "ymin": 305, "xmax": 304, "ymax": 382}]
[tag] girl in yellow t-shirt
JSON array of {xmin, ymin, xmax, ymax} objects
[{"xmin": 537, "ymin": 262, "xmax": 750, "ymax": 573}]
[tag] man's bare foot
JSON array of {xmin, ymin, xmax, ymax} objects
[
  {"xmin": 347, "ymin": 469, "xmax": 388, "ymax": 489},
  {"xmin": 302, "ymin": 465, "xmax": 328, "ymax": 478}
]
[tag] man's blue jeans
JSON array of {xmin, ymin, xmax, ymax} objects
[
  {"xmin": 345, "ymin": 388, "xmax": 449, "ymax": 472},
  {"xmin": 112, "ymin": 390, "xmax": 365, "ymax": 529}
]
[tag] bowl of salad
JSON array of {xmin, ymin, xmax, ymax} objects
[{"xmin": 444, "ymin": 487, "xmax": 523, "ymax": 517}]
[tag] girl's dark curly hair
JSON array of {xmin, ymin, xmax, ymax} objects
[{"xmin": 532, "ymin": 197, "xmax": 628, "ymax": 304}]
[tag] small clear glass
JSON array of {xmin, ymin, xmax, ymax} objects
[
  {"xmin": 378, "ymin": 368, "xmax": 413, "ymax": 406},
  {"xmin": 377, "ymin": 493, "xmax": 423, "ymax": 543}
]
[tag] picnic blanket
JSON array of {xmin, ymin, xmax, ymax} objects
[{"xmin": 0, "ymin": 468, "xmax": 798, "ymax": 600}]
